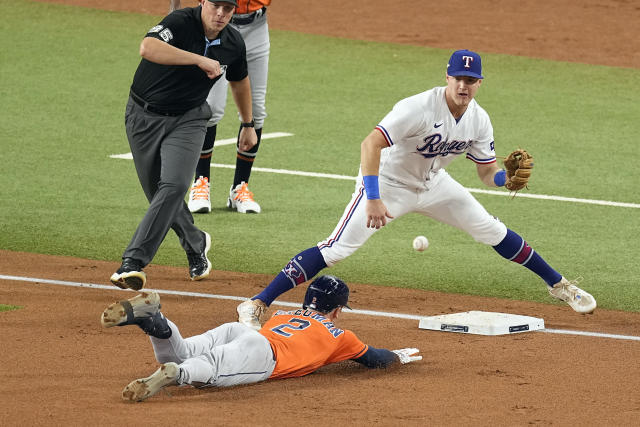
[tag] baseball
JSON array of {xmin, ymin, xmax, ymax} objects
[{"xmin": 412, "ymin": 235, "xmax": 429, "ymax": 251}]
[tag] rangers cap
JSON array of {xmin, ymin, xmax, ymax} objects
[
  {"xmin": 447, "ymin": 49, "xmax": 484, "ymax": 79},
  {"xmin": 207, "ymin": 0, "xmax": 238, "ymax": 6}
]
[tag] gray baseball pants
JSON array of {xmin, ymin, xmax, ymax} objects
[
  {"xmin": 206, "ymin": 11, "xmax": 270, "ymax": 128},
  {"xmin": 122, "ymin": 97, "xmax": 211, "ymax": 265},
  {"xmin": 151, "ymin": 320, "xmax": 276, "ymax": 387}
]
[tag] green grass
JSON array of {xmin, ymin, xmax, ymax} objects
[
  {"xmin": 2, "ymin": 0, "xmax": 639, "ymax": 311},
  {"xmin": 0, "ymin": 305, "xmax": 22, "ymax": 312}
]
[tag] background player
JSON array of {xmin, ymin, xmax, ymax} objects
[
  {"xmin": 171, "ymin": 0, "xmax": 271, "ymax": 214},
  {"xmin": 101, "ymin": 275, "xmax": 421, "ymax": 402},
  {"xmin": 110, "ymin": 0, "xmax": 257, "ymax": 290},
  {"xmin": 236, "ymin": 49, "xmax": 597, "ymax": 328}
]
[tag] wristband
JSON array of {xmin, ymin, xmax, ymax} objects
[
  {"xmin": 494, "ymin": 169, "xmax": 507, "ymax": 187},
  {"xmin": 241, "ymin": 119, "xmax": 255, "ymax": 128},
  {"xmin": 363, "ymin": 175, "xmax": 380, "ymax": 200}
]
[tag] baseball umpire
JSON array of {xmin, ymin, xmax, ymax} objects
[
  {"xmin": 110, "ymin": 0, "xmax": 257, "ymax": 290},
  {"xmin": 171, "ymin": 0, "xmax": 272, "ymax": 215},
  {"xmin": 101, "ymin": 275, "xmax": 421, "ymax": 402},
  {"xmin": 236, "ymin": 49, "xmax": 597, "ymax": 329}
]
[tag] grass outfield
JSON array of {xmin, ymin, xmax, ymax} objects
[{"xmin": 2, "ymin": 0, "xmax": 639, "ymax": 311}]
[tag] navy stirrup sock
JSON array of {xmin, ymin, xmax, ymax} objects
[
  {"xmin": 493, "ymin": 229, "xmax": 562, "ymax": 286},
  {"xmin": 254, "ymin": 246, "xmax": 327, "ymax": 306}
]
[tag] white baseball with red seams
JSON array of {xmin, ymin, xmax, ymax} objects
[{"xmin": 412, "ymin": 236, "xmax": 429, "ymax": 251}]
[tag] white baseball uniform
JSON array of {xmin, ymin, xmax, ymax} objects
[{"xmin": 318, "ymin": 86, "xmax": 508, "ymax": 266}]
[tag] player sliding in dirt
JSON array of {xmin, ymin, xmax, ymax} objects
[{"xmin": 101, "ymin": 275, "xmax": 421, "ymax": 402}]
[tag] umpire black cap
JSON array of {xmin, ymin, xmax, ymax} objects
[{"xmin": 303, "ymin": 275, "xmax": 351, "ymax": 313}]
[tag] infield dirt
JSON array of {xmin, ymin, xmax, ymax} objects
[{"xmin": 3, "ymin": 1, "xmax": 640, "ymax": 425}]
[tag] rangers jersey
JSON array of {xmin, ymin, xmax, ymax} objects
[
  {"xmin": 375, "ymin": 86, "xmax": 496, "ymax": 190},
  {"xmin": 259, "ymin": 309, "xmax": 368, "ymax": 379}
]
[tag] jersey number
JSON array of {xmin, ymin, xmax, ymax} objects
[{"xmin": 271, "ymin": 318, "xmax": 310, "ymax": 337}]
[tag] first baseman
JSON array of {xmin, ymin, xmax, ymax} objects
[
  {"xmin": 236, "ymin": 49, "xmax": 597, "ymax": 329},
  {"xmin": 101, "ymin": 276, "xmax": 421, "ymax": 401}
]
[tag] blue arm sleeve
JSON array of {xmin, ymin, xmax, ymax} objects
[{"xmin": 353, "ymin": 346, "xmax": 398, "ymax": 369}]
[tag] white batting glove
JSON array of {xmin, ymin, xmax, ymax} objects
[{"xmin": 391, "ymin": 348, "xmax": 422, "ymax": 364}]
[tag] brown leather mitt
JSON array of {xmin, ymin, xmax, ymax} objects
[{"xmin": 503, "ymin": 149, "xmax": 534, "ymax": 192}]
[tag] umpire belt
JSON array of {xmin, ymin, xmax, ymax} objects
[
  {"xmin": 129, "ymin": 91, "xmax": 188, "ymax": 117},
  {"xmin": 232, "ymin": 7, "xmax": 266, "ymax": 25}
]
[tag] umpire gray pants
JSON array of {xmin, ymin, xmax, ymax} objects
[{"xmin": 123, "ymin": 97, "xmax": 211, "ymax": 265}]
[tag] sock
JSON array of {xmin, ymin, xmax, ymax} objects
[
  {"xmin": 493, "ymin": 229, "xmax": 562, "ymax": 287},
  {"xmin": 194, "ymin": 125, "xmax": 217, "ymax": 181},
  {"xmin": 135, "ymin": 312, "xmax": 172, "ymax": 339},
  {"xmin": 233, "ymin": 127, "xmax": 262, "ymax": 187},
  {"xmin": 254, "ymin": 246, "xmax": 327, "ymax": 306}
]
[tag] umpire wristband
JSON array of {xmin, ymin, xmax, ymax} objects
[
  {"xmin": 494, "ymin": 169, "xmax": 507, "ymax": 187},
  {"xmin": 363, "ymin": 175, "xmax": 380, "ymax": 200}
]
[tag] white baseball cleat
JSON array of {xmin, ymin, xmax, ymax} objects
[
  {"xmin": 122, "ymin": 362, "xmax": 180, "ymax": 402},
  {"xmin": 237, "ymin": 299, "xmax": 267, "ymax": 330},
  {"xmin": 188, "ymin": 176, "xmax": 211, "ymax": 214},
  {"xmin": 227, "ymin": 182, "xmax": 261, "ymax": 214},
  {"xmin": 548, "ymin": 277, "xmax": 596, "ymax": 314}
]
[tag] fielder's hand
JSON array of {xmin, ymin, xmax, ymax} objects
[
  {"xmin": 392, "ymin": 348, "xmax": 422, "ymax": 364},
  {"xmin": 503, "ymin": 149, "xmax": 534, "ymax": 192},
  {"xmin": 365, "ymin": 199, "xmax": 394, "ymax": 229}
]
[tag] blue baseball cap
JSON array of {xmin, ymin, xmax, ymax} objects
[{"xmin": 447, "ymin": 50, "xmax": 483, "ymax": 79}]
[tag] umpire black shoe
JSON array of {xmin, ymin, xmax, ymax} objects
[
  {"xmin": 187, "ymin": 231, "xmax": 212, "ymax": 281},
  {"xmin": 110, "ymin": 257, "xmax": 146, "ymax": 290},
  {"xmin": 101, "ymin": 291, "xmax": 172, "ymax": 339}
]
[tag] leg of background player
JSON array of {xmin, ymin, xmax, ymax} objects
[{"xmin": 188, "ymin": 125, "xmax": 217, "ymax": 214}]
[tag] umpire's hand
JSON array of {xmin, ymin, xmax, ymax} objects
[{"xmin": 198, "ymin": 57, "xmax": 223, "ymax": 79}]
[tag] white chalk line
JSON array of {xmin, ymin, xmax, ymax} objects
[
  {"xmin": 2, "ymin": 274, "xmax": 639, "ymax": 342},
  {"xmin": 109, "ymin": 133, "xmax": 638, "ymax": 209},
  {"xmin": 109, "ymin": 132, "xmax": 294, "ymax": 160},
  {"xmin": 230, "ymin": 166, "xmax": 639, "ymax": 209}
]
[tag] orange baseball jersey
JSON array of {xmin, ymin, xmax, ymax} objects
[
  {"xmin": 235, "ymin": 0, "xmax": 271, "ymax": 14},
  {"xmin": 259, "ymin": 309, "xmax": 368, "ymax": 379}
]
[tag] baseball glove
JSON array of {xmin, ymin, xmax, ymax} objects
[{"xmin": 503, "ymin": 149, "xmax": 534, "ymax": 192}]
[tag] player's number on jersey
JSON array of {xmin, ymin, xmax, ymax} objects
[{"xmin": 271, "ymin": 318, "xmax": 310, "ymax": 337}]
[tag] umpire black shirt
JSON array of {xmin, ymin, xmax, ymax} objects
[{"xmin": 130, "ymin": 6, "xmax": 248, "ymax": 112}]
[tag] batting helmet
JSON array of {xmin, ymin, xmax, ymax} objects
[{"xmin": 302, "ymin": 275, "xmax": 351, "ymax": 313}]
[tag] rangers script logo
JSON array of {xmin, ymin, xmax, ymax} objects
[{"xmin": 416, "ymin": 133, "xmax": 473, "ymax": 158}]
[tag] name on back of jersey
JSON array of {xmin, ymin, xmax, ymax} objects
[{"xmin": 273, "ymin": 309, "xmax": 345, "ymax": 338}]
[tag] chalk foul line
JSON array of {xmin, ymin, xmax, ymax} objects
[
  {"xmin": 1, "ymin": 274, "xmax": 638, "ymax": 342},
  {"xmin": 109, "ymin": 132, "xmax": 294, "ymax": 160},
  {"xmin": 110, "ymin": 144, "xmax": 638, "ymax": 209}
]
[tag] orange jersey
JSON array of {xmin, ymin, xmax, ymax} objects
[
  {"xmin": 235, "ymin": 0, "xmax": 271, "ymax": 14},
  {"xmin": 259, "ymin": 309, "xmax": 368, "ymax": 379}
]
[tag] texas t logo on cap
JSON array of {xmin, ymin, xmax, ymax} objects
[{"xmin": 447, "ymin": 49, "xmax": 484, "ymax": 79}]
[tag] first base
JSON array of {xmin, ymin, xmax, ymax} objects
[{"xmin": 418, "ymin": 311, "xmax": 544, "ymax": 336}]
